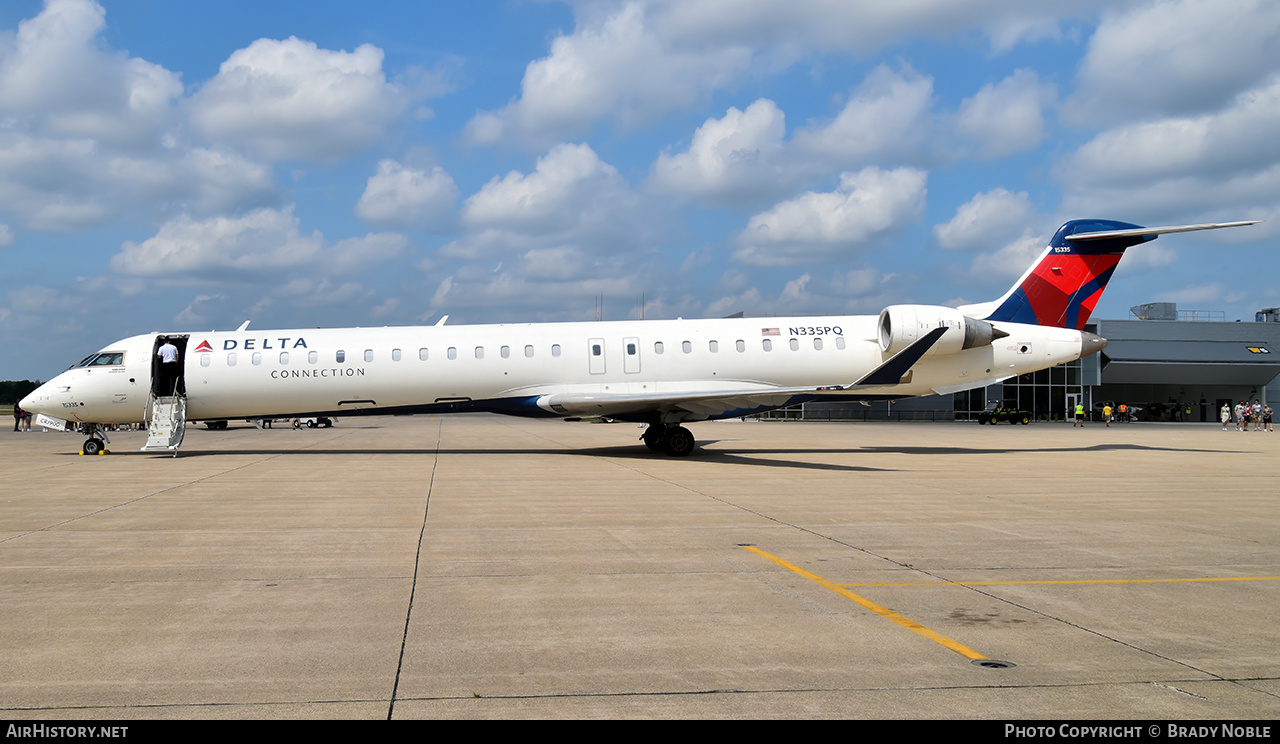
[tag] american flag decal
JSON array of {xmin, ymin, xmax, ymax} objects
[{"xmin": 761, "ymin": 327, "xmax": 779, "ymax": 336}]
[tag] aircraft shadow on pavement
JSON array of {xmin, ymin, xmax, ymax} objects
[{"xmin": 83, "ymin": 439, "xmax": 1243, "ymax": 473}]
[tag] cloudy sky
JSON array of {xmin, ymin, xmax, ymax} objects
[{"xmin": 2, "ymin": 0, "xmax": 1278, "ymax": 379}]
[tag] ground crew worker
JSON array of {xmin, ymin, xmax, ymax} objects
[{"xmin": 1074, "ymin": 402, "xmax": 1085, "ymax": 427}]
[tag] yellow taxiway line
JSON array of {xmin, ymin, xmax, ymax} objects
[{"xmin": 742, "ymin": 545, "xmax": 988, "ymax": 661}]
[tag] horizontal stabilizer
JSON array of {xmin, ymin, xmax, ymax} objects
[{"xmin": 1065, "ymin": 220, "xmax": 1259, "ymax": 241}]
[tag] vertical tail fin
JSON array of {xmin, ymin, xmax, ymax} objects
[{"xmin": 967, "ymin": 219, "xmax": 1259, "ymax": 329}]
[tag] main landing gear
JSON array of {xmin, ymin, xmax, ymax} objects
[
  {"xmin": 641, "ymin": 424, "xmax": 696, "ymax": 457},
  {"xmin": 79, "ymin": 423, "xmax": 110, "ymax": 456}
]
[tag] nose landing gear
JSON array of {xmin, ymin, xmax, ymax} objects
[{"xmin": 79, "ymin": 424, "xmax": 110, "ymax": 456}]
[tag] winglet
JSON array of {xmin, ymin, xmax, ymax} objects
[{"xmin": 853, "ymin": 326, "xmax": 948, "ymax": 386}]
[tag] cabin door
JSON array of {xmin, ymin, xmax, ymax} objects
[{"xmin": 151, "ymin": 335, "xmax": 190, "ymax": 397}]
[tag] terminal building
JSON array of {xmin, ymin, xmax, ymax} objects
[{"xmin": 790, "ymin": 304, "xmax": 1280, "ymax": 422}]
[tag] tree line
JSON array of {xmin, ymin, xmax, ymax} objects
[{"xmin": 1, "ymin": 381, "xmax": 42, "ymax": 406}]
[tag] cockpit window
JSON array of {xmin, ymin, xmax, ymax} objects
[{"xmin": 72, "ymin": 352, "xmax": 125, "ymax": 368}]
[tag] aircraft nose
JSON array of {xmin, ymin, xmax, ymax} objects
[
  {"xmin": 1080, "ymin": 332, "xmax": 1108, "ymax": 357},
  {"xmin": 19, "ymin": 379, "xmax": 59, "ymax": 416},
  {"xmin": 19, "ymin": 389, "xmax": 41, "ymax": 414}
]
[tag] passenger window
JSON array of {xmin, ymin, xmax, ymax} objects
[
  {"xmin": 447, "ymin": 347, "xmax": 457, "ymax": 360},
  {"xmin": 336, "ymin": 350, "xmax": 345, "ymax": 363},
  {"xmin": 252, "ymin": 352, "xmax": 262, "ymax": 365},
  {"xmin": 501, "ymin": 346, "xmax": 510, "ymax": 359},
  {"xmin": 227, "ymin": 353, "xmax": 237, "ymax": 366},
  {"xmin": 654, "ymin": 341, "xmax": 664, "ymax": 354},
  {"xmin": 682, "ymin": 341, "xmax": 691, "ymax": 354},
  {"xmin": 524, "ymin": 345, "xmax": 534, "ymax": 358},
  {"xmin": 419, "ymin": 348, "xmax": 429, "ymax": 361},
  {"xmin": 836, "ymin": 337, "xmax": 846, "ymax": 350},
  {"xmin": 763, "ymin": 339, "xmax": 772, "ymax": 352},
  {"xmin": 552, "ymin": 344, "xmax": 561, "ymax": 357},
  {"xmin": 736, "ymin": 339, "xmax": 745, "ymax": 352},
  {"xmin": 392, "ymin": 348, "xmax": 402, "ymax": 361},
  {"xmin": 592, "ymin": 344, "xmax": 602, "ymax": 356},
  {"xmin": 279, "ymin": 351, "xmax": 289, "ymax": 364},
  {"xmin": 789, "ymin": 338, "xmax": 799, "ymax": 351},
  {"xmin": 200, "ymin": 354, "xmax": 210, "ymax": 367},
  {"xmin": 626, "ymin": 343, "xmax": 636, "ymax": 355},
  {"xmin": 308, "ymin": 350, "xmax": 318, "ymax": 364},
  {"xmin": 364, "ymin": 349, "xmax": 373, "ymax": 362},
  {"xmin": 709, "ymin": 340, "xmax": 718, "ymax": 353},
  {"xmin": 475, "ymin": 346, "xmax": 484, "ymax": 359},
  {"xmin": 813, "ymin": 338, "xmax": 823, "ymax": 351}
]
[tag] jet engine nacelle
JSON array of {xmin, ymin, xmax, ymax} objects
[{"xmin": 877, "ymin": 304, "xmax": 1007, "ymax": 356}]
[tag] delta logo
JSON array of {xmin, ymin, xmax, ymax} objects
[{"xmin": 192, "ymin": 337, "xmax": 309, "ymax": 352}]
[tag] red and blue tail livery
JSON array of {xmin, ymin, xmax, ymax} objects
[{"xmin": 977, "ymin": 219, "xmax": 1259, "ymax": 330}]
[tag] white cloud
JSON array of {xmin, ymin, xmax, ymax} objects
[
  {"xmin": 646, "ymin": 0, "xmax": 1105, "ymax": 55},
  {"xmin": 467, "ymin": 0, "xmax": 1109, "ymax": 147},
  {"xmin": 276, "ymin": 277, "xmax": 369, "ymax": 306},
  {"xmin": 955, "ymin": 70, "xmax": 1054, "ymax": 159},
  {"xmin": 733, "ymin": 167, "xmax": 927, "ymax": 266},
  {"xmin": 0, "ymin": 1, "xmax": 280, "ymax": 230},
  {"xmin": 188, "ymin": 36, "xmax": 408, "ymax": 162},
  {"xmin": 1163, "ymin": 282, "xmax": 1225, "ymax": 305},
  {"xmin": 465, "ymin": 3, "xmax": 750, "ymax": 146},
  {"xmin": 705, "ymin": 266, "xmax": 896, "ymax": 317},
  {"xmin": 1059, "ymin": 74, "xmax": 1280, "ymax": 220},
  {"xmin": 439, "ymin": 143, "xmax": 662, "ymax": 264},
  {"xmin": 463, "ymin": 143, "xmax": 625, "ymax": 231},
  {"xmin": 355, "ymin": 159, "xmax": 458, "ymax": 231},
  {"xmin": 649, "ymin": 65, "xmax": 943, "ymax": 206},
  {"xmin": 933, "ymin": 188, "xmax": 1036, "ymax": 250},
  {"xmin": 968, "ymin": 232, "xmax": 1048, "ymax": 281},
  {"xmin": 174, "ymin": 294, "xmax": 226, "ymax": 326},
  {"xmin": 330, "ymin": 233, "xmax": 409, "ymax": 275},
  {"xmin": 792, "ymin": 65, "xmax": 937, "ymax": 167},
  {"xmin": 111, "ymin": 207, "xmax": 323, "ymax": 276},
  {"xmin": 110, "ymin": 205, "xmax": 405, "ymax": 279},
  {"xmin": 0, "ymin": 0, "xmax": 183, "ymax": 146},
  {"xmin": 7, "ymin": 284, "xmax": 62, "ymax": 313},
  {"xmin": 1068, "ymin": 0, "xmax": 1280, "ymax": 125},
  {"xmin": 648, "ymin": 98, "xmax": 789, "ymax": 206},
  {"xmin": 428, "ymin": 259, "xmax": 640, "ymax": 319}
]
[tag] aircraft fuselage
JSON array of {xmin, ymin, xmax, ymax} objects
[{"xmin": 23, "ymin": 314, "xmax": 1089, "ymax": 427}]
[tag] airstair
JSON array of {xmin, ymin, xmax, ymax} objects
[{"xmin": 142, "ymin": 393, "xmax": 186, "ymax": 455}]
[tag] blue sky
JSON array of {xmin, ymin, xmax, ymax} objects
[{"xmin": 2, "ymin": 0, "xmax": 1278, "ymax": 379}]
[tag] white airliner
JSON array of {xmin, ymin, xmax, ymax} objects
[{"xmin": 20, "ymin": 219, "xmax": 1257, "ymax": 456}]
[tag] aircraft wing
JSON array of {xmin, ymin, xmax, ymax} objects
[
  {"xmin": 538, "ymin": 326, "xmax": 950, "ymax": 420},
  {"xmin": 538, "ymin": 387, "xmax": 817, "ymax": 420}
]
